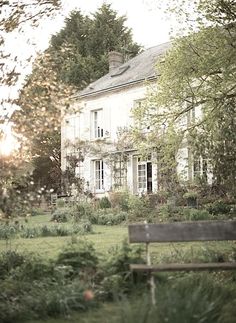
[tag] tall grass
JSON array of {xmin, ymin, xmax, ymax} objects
[{"xmin": 110, "ymin": 273, "xmax": 236, "ymax": 323}]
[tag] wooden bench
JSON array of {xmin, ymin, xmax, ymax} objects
[{"xmin": 128, "ymin": 220, "xmax": 236, "ymax": 304}]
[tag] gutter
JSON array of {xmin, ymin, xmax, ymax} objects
[{"xmin": 72, "ymin": 75, "xmax": 157, "ymax": 100}]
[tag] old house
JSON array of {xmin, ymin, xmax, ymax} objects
[{"xmin": 61, "ymin": 42, "xmax": 206, "ymax": 197}]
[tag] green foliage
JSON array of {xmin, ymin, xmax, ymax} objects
[
  {"xmin": 206, "ymin": 200, "xmax": 231, "ymax": 215},
  {"xmin": 182, "ymin": 208, "xmax": 212, "ymax": 221},
  {"xmin": 183, "ymin": 191, "xmax": 198, "ymax": 208},
  {"xmin": 50, "ymin": 4, "xmax": 141, "ymax": 88},
  {"xmin": 31, "ymin": 130, "xmax": 61, "ymax": 193},
  {"xmin": 109, "ymin": 273, "xmax": 236, "ymax": 323},
  {"xmin": 73, "ymin": 201, "xmax": 95, "ymax": 223},
  {"xmin": 128, "ymin": 195, "xmax": 154, "ymax": 219},
  {"xmin": 56, "ymin": 199, "xmax": 65, "ymax": 208},
  {"xmin": 109, "ymin": 191, "xmax": 130, "ymax": 211},
  {"xmin": 0, "ymin": 250, "xmax": 25, "ymax": 279},
  {"xmin": 0, "ymin": 250, "xmax": 96, "ymax": 323},
  {"xmin": 183, "ymin": 191, "xmax": 198, "ymax": 200},
  {"xmin": 76, "ymin": 206, "xmax": 128, "ymax": 225},
  {"xmin": 0, "ymin": 223, "xmax": 17, "ymax": 240},
  {"xmin": 132, "ymin": 0, "xmax": 236, "ymax": 197},
  {"xmin": 99, "ymin": 196, "xmax": 111, "ymax": 209},
  {"xmin": 0, "ymin": 168, "xmax": 35, "ymax": 218},
  {"xmin": 0, "ymin": 217, "xmax": 93, "ymax": 240},
  {"xmin": 96, "ymin": 211, "xmax": 128, "ymax": 225},
  {"xmin": 30, "ymin": 207, "xmax": 45, "ymax": 216},
  {"xmin": 99, "ymin": 240, "xmax": 145, "ymax": 299},
  {"xmin": 51, "ymin": 207, "xmax": 71, "ymax": 222},
  {"xmin": 56, "ymin": 239, "xmax": 98, "ymax": 272},
  {"xmin": 159, "ymin": 245, "xmax": 229, "ymax": 265}
]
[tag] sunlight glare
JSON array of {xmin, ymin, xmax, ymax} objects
[{"xmin": 0, "ymin": 126, "xmax": 20, "ymax": 156}]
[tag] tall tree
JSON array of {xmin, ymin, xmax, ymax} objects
[
  {"xmin": 50, "ymin": 3, "xmax": 141, "ymax": 87},
  {"xmin": 134, "ymin": 0, "xmax": 236, "ymax": 196}
]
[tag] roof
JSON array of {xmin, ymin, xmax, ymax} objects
[{"xmin": 76, "ymin": 42, "xmax": 171, "ymax": 98}]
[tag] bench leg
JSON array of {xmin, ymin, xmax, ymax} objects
[
  {"xmin": 146, "ymin": 240, "xmax": 156, "ymax": 305},
  {"xmin": 149, "ymin": 273, "xmax": 156, "ymax": 306}
]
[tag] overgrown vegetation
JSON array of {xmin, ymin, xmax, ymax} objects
[
  {"xmin": 0, "ymin": 239, "xmax": 144, "ymax": 323},
  {"xmin": 0, "ymin": 237, "xmax": 235, "ymax": 323}
]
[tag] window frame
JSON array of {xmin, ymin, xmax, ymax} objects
[
  {"xmin": 94, "ymin": 159, "xmax": 104, "ymax": 190},
  {"xmin": 193, "ymin": 156, "xmax": 208, "ymax": 181},
  {"xmin": 91, "ymin": 109, "xmax": 104, "ymax": 139}
]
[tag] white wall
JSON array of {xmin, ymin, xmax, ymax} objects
[
  {"xmin": 79, "ymin": 84, "xmax": 147, "ymax": 142},
  {"xmin": 61, "ymin": 83, "xmax": 208, "ymax": 196},
  {"xmin": 61, "ymin": 83, "xmax": 147, "ymax": 193}
]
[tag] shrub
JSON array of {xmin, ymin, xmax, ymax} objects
[
  {"xmin": 206, "ymin": 200, "xmax": 231, "ymax": 215},
  {"xmin": 51, "ymin": 207, "xmax": 72, "ymax": 222},
  {"xmin": 97, "ymin": 211, "xmax": 128, "ymax": 225},
  {"xmin": 56, "ymin": 239, "xmax": 98, "ymax": 273},
  {"xmin": 99, "ymin": 196, "xmax": 111, "ymax": 209},
  {"xmin": 153, "ymin": 191, "xmax": 169, "ymax": 204},
  {"xmin": 128, "ymin": 195, "xmax": 151, "ymax": 219},
  {"xmin": 56, "ymin": 199, "xmax": 66, "ymax": 208},
  {"xmin": 77, "ymin": 220, "xmax": 93, "ymax": 234},
  {"xmin": 109, "ymin": 191, "xmax": 130, "ymax": 211},
  {"xmin": 99, "ymin": 240, "xmax": 145, "ymax": 299},
  {"xmin": 73, "ymin": 202, "xmax": 94, "ymax": 222},
  {"xmin": 20, "ymin": 226, "xmax": 40, "ymax": 238},
  {"xmin": 19, "ymin": 222, "xmax": 93, "ymax": 239},
  {"xmin": 158, "ymin": 204, "xmax": 170, "ymax": 219},
  {"xmin": 0, "ymin": 223, "xmax": 17, "ymax": 239},
  {"xmin": 11, "ymin": 256, "xmax": 55, "ymax": 281},
  {"xmin": 0, "ymin": 250, "xmax": 25, "ymax": 279},
  {"xmin": 183, "ymin": 191, "xmax": 198, "ymax": 208},
  {"xmin": 0, "ymin": 254, "xmax": 96, "ymax": 322},
  {"xmin": 182, "ymin": 208, "xmax": 212, "ymax": 221},
  {"xmin": 30, "ymin": 207, "xmax": 44, "ymax": 216}
]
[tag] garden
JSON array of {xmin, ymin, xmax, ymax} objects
[{"xmin": 0, "ymin": 190, "xmax": 236, "ymax": 323}]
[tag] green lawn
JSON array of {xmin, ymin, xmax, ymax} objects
[
  {"xmin": 0, "ymin": 214, "xmax": 234, "ymax": 261},
  {"xmin": 0, "ymin": 214, "xmax": 128, "ymax": 259}
]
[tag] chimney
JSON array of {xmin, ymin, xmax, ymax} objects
[{"xmin": 108, "ymin": 51, "xmax": 123, "ymax": 72}]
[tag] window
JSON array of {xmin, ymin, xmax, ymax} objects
[
  {"xmin": 113, "ymin": 155, "xmax": 127, "ymax": 189},
  {"xmin": 92, "ymin": 110, "xmax": 104, "ymax": 139},
  {"xmin": 138, "ymin": 162, "xmax": 147, "ymax": 190},
  {"xmin": 193, "ymin": 156, "xmax": 207, "ymax": 181},
  {"xmin": 95, "ymin": 160, "xmax": 104, "ymax": 190},
  {"xmin": 137, "ymin": 156, "xmax": 152, "ymax": 192}
]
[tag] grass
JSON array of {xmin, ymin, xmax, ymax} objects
[
  {"xmin": 0, "ymin": 225, "xmax": 128, "ymax": 259},
  {"xmin": 28, "ymin": 302, "xmax": 123, "ymax": 323},
  {"xmin": 0, "ymin": 214, "xmax": 234, "ymax": 261},
  {"xmin": 0, "ymin": 214, "xmax": 128, "ymax": 258}
]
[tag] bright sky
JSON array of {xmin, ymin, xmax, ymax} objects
[{"xmin": 47, "ymin": 0, "xmax": 172, "ymax": 49}]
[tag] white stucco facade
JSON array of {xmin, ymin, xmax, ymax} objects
[
  {"xmin": 61, "ymin": 44, "xmax": 210, "ymax": 197},
  {"xmin": 61, "ymin": 80, "xmax": 193, "ymax": 197}
]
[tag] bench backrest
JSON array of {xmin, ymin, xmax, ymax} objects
[{"xmin": 128, "ymin": 220, "xmax": 236, "ymax": 243}]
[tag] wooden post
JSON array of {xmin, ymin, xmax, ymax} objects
[{"xmin": 145, "ymin": 222, "xmax": 156, "ymax": 305}]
